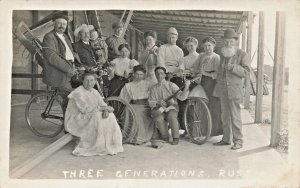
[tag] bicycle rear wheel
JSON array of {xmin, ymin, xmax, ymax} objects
[
  {"xmin": 25, "ymin": 92, "xmax": 64, "ymax": 138},
  {"xmin": 105, "ymin": 97, "xmax": 137, "ymax": 143},
  {"xmin": 183, "ymin": 97, "xmax": 212, "ymax": 145}
]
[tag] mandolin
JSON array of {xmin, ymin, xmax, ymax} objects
[{"xmin": 150, "ymin": 76, "xmax": 201, "ymax": 118}]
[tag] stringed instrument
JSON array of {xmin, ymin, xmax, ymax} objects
[{"xmin": 150, "ymin": 76, "xmax": 201, "ymax": 118}]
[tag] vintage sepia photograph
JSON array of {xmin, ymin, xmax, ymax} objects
[{"xmin": 1, "ymin": 0, "xmax": 299, "ymax": 187}]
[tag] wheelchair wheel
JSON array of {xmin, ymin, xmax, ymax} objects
[
  {"xmin": 25, "ymin": 92, "xmax": 64, "ymax": 138},
  {"xmin": 183, "ymin": 97, "xmax": 212, "ymax": 145},
  {"xmin": 104, "ymin": 97, "xmax": 137, "ymax": 143}
]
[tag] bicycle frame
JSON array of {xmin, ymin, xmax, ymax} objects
[{"xmin": 40, "ymin": 90, "xmax": 64, "ymax": 121}]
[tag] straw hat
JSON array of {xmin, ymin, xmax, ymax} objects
[{"xmin": 74, "ymin": 24, "xmax": 94, "ymax": 38}]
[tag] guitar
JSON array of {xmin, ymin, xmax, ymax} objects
[{"xmin": 150, "ymin": 76, "xmax": 201, "ymax": 118}]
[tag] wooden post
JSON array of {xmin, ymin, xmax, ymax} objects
[
  {"xmin": 270, "ymin": 12, "xmax": 286, "ymax": 147},
  {"xmin": 135, "ymin": 30, "xmax": 140, "ymax": 59},
  {"xmin": 255, "ymin": 12, "xmax": 265, "ymax": 123},
  {"xmin": 10, "ymin": 134, "xmax": 73, "ymax": 178},
  {"xmin": 241, "ymin": 21, "xmax": 246, "ymax": 51},
  {"xmin": 244, "ymin": 11, "xmax": 253, "ymax": 109},
  {"xmin": 130, "ymin": 28, "xmax": 136, "ymax": 60},
  {"xmin": 31, "ymin": 10, "xmax": 39, "ymax": 97}
]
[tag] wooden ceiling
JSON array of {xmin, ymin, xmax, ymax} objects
[{"xmin": 107, "ymin": 10, "xmax": 247, "ymax": 48}]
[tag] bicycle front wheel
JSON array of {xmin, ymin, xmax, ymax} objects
[
  {"xmin": 105, "ymin": 97, "xmax": 137, "ymax": 143},
  {"xmin": 183, "ymin": 97, "xmax": 212, "ymax": 145},
  {"xmin": 25, "ymin": 92, "xmax": 64, "ymax": 138}
]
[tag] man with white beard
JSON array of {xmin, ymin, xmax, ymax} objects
[{"xmin": 212, "ymin": 29, "xmax": 250, "ymax": 150}]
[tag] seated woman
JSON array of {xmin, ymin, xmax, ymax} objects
[
  {"xmin": 192, "ymin": 37, "xmax": 222, "ymax": 136},
  {"xmin": 108, "ymin": 43, "xmax": 139, "ymax": 96},
  {"xmin": 64, "ymin": 70, "xmax": 124, "ymax": 156},
  {"xmin": 119, "ymin": 65, "xmax": 156, "ymax": 145}
]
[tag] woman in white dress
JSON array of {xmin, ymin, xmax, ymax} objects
[
  {"xmin": 108, "ymin": 43, "xmax": 139, "ymax": 96},
  {"xmin": 64, "ymin": 70, "xmax": 124, "ymax": 156},
  {"xmin": 119, "ymin": 65, "xmax": 156, "ymax": 144}
]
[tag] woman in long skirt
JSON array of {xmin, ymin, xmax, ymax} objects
[
  {"xmin": 192, "ymin": 37, "xmax": 222, "ymax": 136},
  {"xmin": 119, "ymin": 65, "xmax": 156, "ymax": 144}
]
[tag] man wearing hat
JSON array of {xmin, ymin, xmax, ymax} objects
[
  {"xmin": 105, "ymin": 22, "xmax": 126, "ymax": 62},
  {"xmin": 42, "ymin": 12, "xmax": 77, "ymax": 112},
  {"xmin": 73, "ymin": 24, "xmax": 97, "ymax": 67},
  {"xmin": 213, "ymin": 28, "xmax": 250, "ymax": 150},
  {"xmin": 157, "ymin": 27, "xmax": 184, "ymax": 74}
]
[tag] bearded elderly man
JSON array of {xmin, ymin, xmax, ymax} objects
[
  {"xmin": 73, "ymin": 24, "xmax": 97, "ymax": 67},
  {"xmin": 42, "ymin": 13, "xmax": 77, "ymax": 112},
  {"xmin": 157, "ymin": 27, "xmax": 184, "ymax": 74},
  {"xmin": 213, "ymin": 29, "xmax": 250, "ymax": 150}
]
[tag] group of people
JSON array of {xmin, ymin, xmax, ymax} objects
[{"xmin": 41, "ymin": 12, "xmax": 250, "ymax": 157}]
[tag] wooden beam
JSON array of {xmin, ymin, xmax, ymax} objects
[
  {"xmin": 31, "ymin": 10, "xmax": 39, "ymax": 98},
  {"xmin": 111, "ymin": 10, "xmax": 243, "ymax": 19},
  {"xmin": 241, "ymin": 21, "xmax": 246, "ymax": 51},
  {"xmin": 255, "ymin": 12, "xmax": 265, "ymax": 123},
  {"xmin": 130, "ymin": 28, "xmax": 136, "ymax": 59},
  {"xmin": 11, "ymin": 89, "xmax": 48, "ymax": 95},
  {"xmin": 132, "ymin": 19, "xmax": 236, "ymax": 30},
  {"xmin": 134, "ymin": 27, "xmax": 224, "ymax": 37},
  {"xmin": 12, "ymin": 73, "xmax": 43, "ymax": 78},
  {"xmin": 237, "ymin": 11, "xmax": 248, "ymax": 34},
  {"xmin": 10, "ymin": 134, "xmax": 73, "ymax": 178},
  {"xmin": 120, "ymin": 10, "xmax": 133, "ymax": 39},
  {"xmin": 132, "ymin": 12, "xmax": 241, "ymax": 24},
  {"xmin": 244, "ymin": 11, "xmax": 253, "ymax": 109},
  {"xmin": 270, "ymin": 12, "xmax": 286, "ymax": 147},
  {"xmin": 132, "ymin": 17, "xmax": 238, "ymax": 28},
  {"xmin": 132, "ymin": 23, "xmax": 226, "ymax": 34}
]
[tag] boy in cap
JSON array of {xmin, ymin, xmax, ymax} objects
[
  {"xmin": 213, "ymin": 28, "xmax": 250, "ymax": 150},
  {"xmin": 157, "ymin": 27, "xmax": 184, "ymax": 74},
  {"xmin": 105, "ymin": 22, "xmax": 126, "ymax": 62}
]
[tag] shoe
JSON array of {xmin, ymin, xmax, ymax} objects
[
  {"xmin": 161, "ymin": 137, "xmax": 169, "ymax": 143},
  {"xmin": 213, "ymin": 140, "xmax": 231, "ymax": 146},
  {"xmin": 231, "ymin": 143, "xmax": 243, "ymax": 150},
  {"xmin": 171, "ymin": 138, "xmax": 179, "ymax": 145},
  {"xmin": 180, "ymin": 131, "xmax": 188, "ymax": 138}
]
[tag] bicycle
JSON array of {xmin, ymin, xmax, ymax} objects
[
  {"xmin": 168, "ymin": 71, "xmax": 212, "ymax": 145},
  {"xmin": 25, "ymin": 66, "xmax": 138, "ymax": 143},
  {"xmin": 14, "ymin": 21, "xmax": 137, "ymax": 142}
]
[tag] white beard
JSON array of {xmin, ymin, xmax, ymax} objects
[{"xmin": 221, "ymin": 46, "xmax": 237, "ymax": 58}]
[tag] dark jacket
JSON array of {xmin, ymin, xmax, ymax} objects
[
  {"xmin": 213, "ymin": 49, "xmax": 250, "ymax": 99},
  {"xmin": 42, "ymin": 30, "xmax": 74, "ymax": 88},
  {"xmin": 72, "ymin": 40, "xmax": 96, "ymax": 67}
]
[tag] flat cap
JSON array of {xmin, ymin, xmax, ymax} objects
[
  {"xmin": 112, "ymin": 22, "xmax": 124, "ymax": 29},
  {"xmin": 52, "ymin": 12, "xmax": 69, "ymax": 21}
]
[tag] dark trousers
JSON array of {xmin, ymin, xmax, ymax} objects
[{"xmin": 108, "ymin": 75, "xmax": 128, "ymax": 97}]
